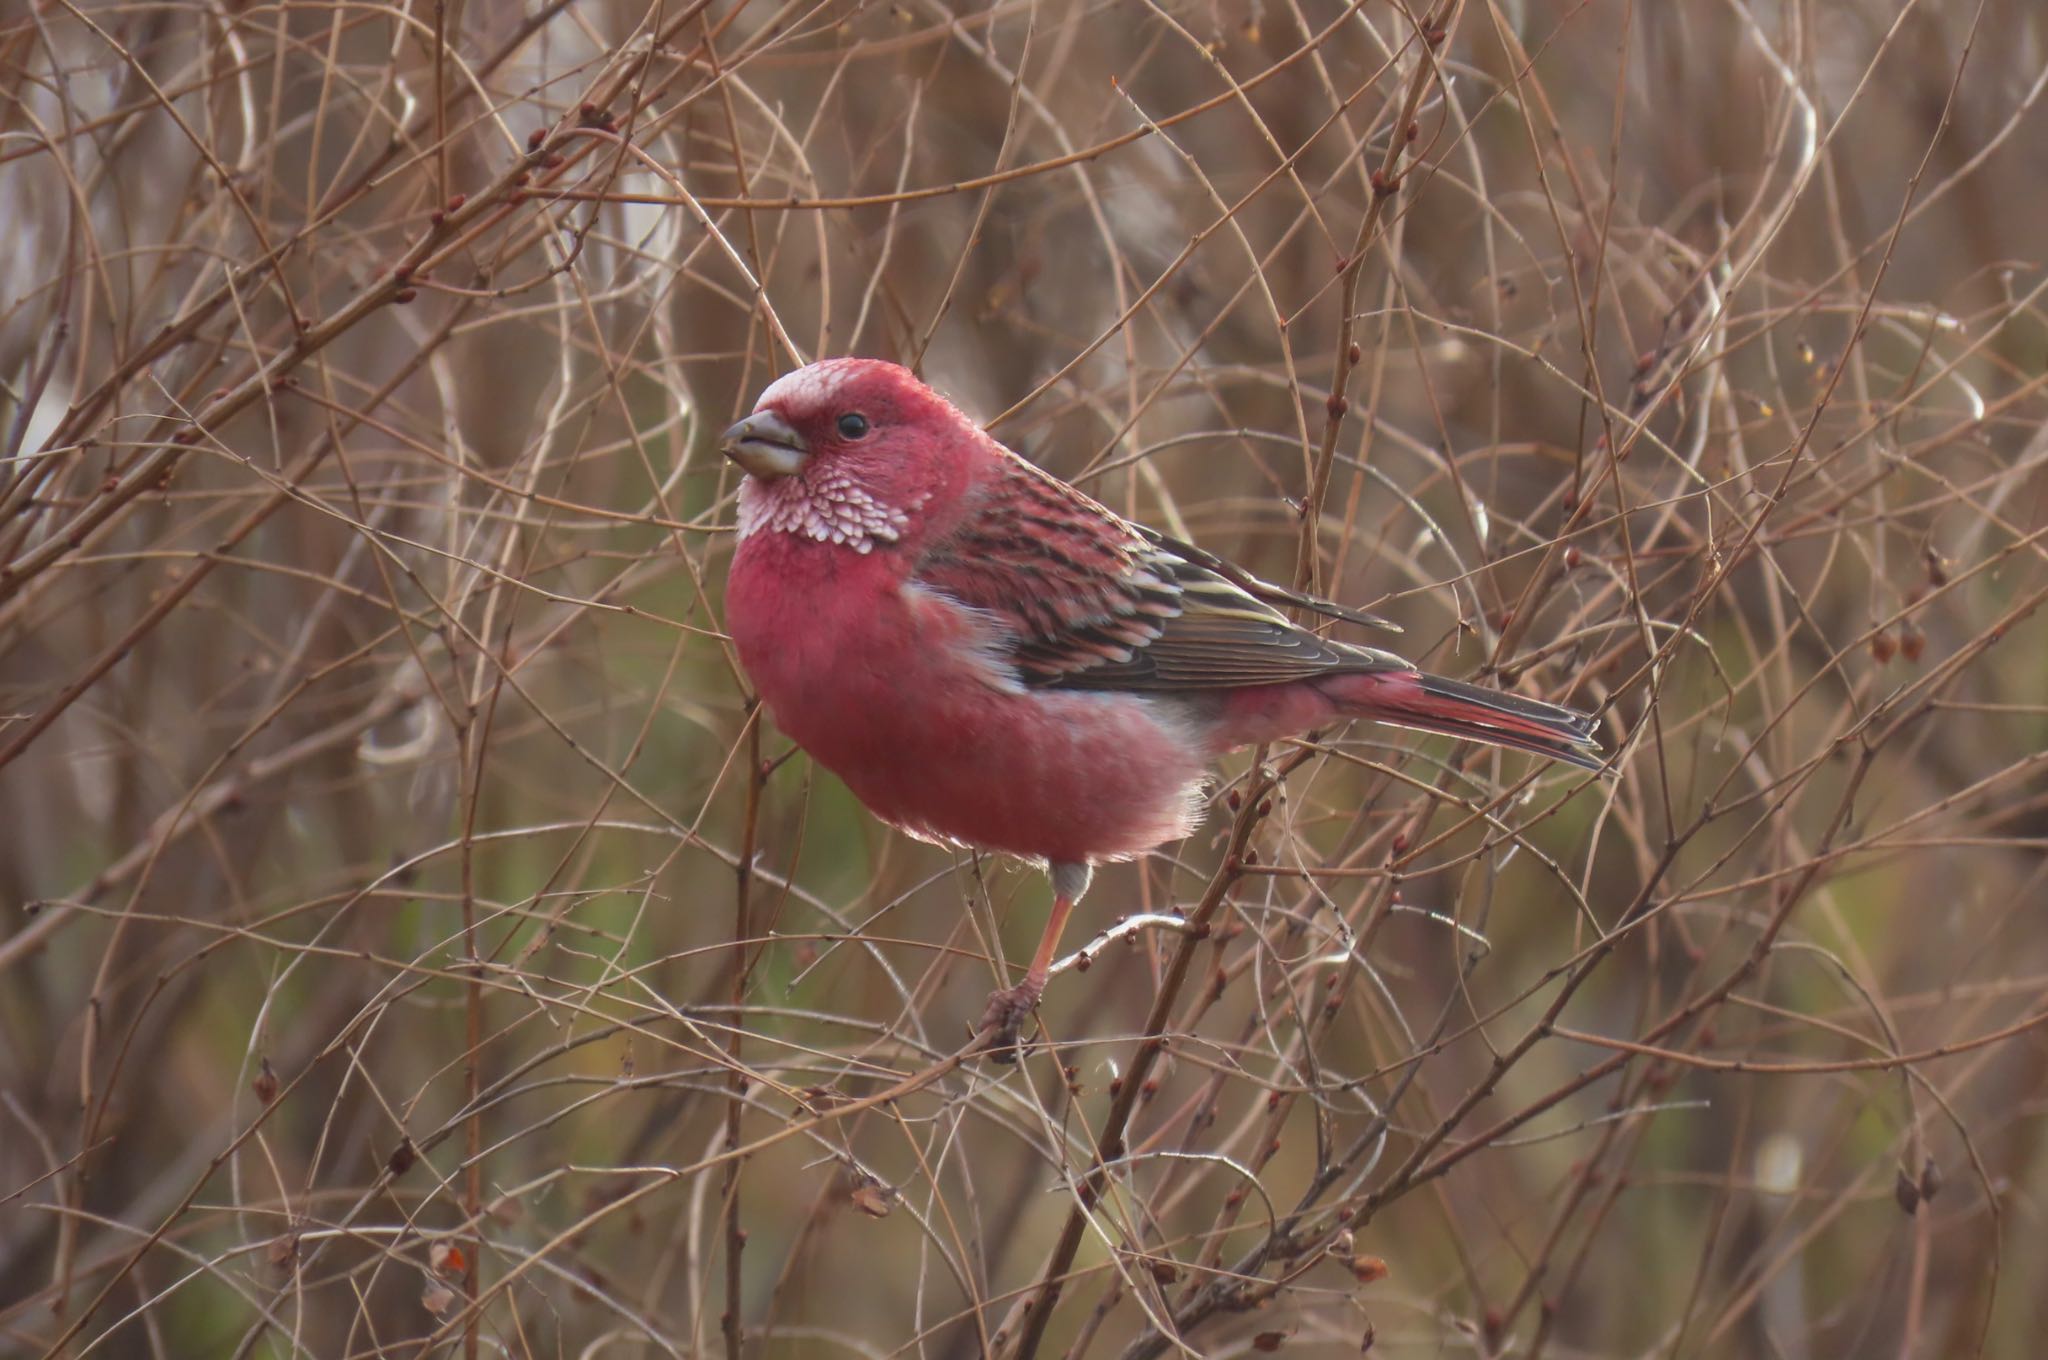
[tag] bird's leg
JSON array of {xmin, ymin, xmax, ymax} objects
[
  {"xmin": 977, "ymin": 862, "xmax": 1091, "ymax": 1061},
  {"xmin": 975, "ymin": 892, "xmax": 1073, "ymax": 1059}
]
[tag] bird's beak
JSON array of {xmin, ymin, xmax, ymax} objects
[{"xmin": 720, "ymin": 410, "xmax": 810, "ymax": 479}]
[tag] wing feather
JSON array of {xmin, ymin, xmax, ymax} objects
[{"xmin": 915, "ymin": 451, "xmax": 1407, "ymax": 692}]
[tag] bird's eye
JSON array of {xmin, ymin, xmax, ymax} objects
[{"xmin": 836, "ymin": 412, "xmax": 870, "ymax": 440}]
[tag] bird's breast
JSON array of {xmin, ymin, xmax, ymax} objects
[{"xmin": 726, "ymin": 531, "xmax": 907, "ymax": 717}]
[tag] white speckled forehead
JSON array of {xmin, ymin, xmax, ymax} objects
[{"xmin": 756, "ymin": 359, "xmax": 864, "ymax": 417}]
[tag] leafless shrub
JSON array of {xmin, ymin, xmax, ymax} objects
[{"xmin": 4, "ymin": 1, "xmax": 2046, "ymax": 1356}]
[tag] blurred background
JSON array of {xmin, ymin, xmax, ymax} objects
[{"xmin": 4, "ymin": 0, "xmax": 2046, "ymax": 1355}]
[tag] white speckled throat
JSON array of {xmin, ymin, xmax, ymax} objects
[{"xmin": 736, "ymin": 464, "xmax": 929, "ymax": 554}]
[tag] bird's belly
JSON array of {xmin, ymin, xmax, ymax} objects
[{"xmin": 830, "ymin": 683, "xmax": 1211, "ymax": 865}]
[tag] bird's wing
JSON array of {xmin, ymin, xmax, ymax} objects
[
  {"xmin": 1128, "ymin": 523, "xmax": 1404, "ymax": 636},
  {"xmin": 914, "ymin": 452, "xmax": 1409, "ymax": 692}
]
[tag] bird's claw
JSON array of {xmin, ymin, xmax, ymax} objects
[{"xmin": 974, "ymin": 983, "xmax": 1041, "ymax": 1063}]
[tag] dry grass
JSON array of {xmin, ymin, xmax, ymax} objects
[{"xmin": 4, "ymin": 1, "xmax": 2048, "ymax": 1356}]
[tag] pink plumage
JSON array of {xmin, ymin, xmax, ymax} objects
[{"xmin": 722, "ymin": 358, "xmax": 1602, "ymax": 1050}]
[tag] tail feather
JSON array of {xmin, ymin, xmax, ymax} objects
[{"xmin": 1336, "ymin": 670, "xmax": 1606, "ymax": 772}]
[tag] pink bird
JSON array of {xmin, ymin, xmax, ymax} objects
[{"xmin": 721, "ymin": 359, "xmax": 1602, "ymax": 1052}]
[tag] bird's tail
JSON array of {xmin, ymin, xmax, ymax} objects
[{"xmin": 1327, "ymin": 669, "xmax": 1606, "ymax": 772}]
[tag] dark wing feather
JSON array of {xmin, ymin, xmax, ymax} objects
[
  {"xmin": 1129, "ymin": 524, "xmax": 1403, "ymax": 635},
  {"xmin": 915, "ymin": 452, "xmax": 1408, "ymax": 692}
]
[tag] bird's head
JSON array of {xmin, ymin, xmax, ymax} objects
[{"xmin": 721, "ymin": 359, "xmax": 987, "ymax": 554}]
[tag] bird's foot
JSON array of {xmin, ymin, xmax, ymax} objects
[{"xmin": 974, "ymin": 981, "xmax": 1043, "ymax": 1063}]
